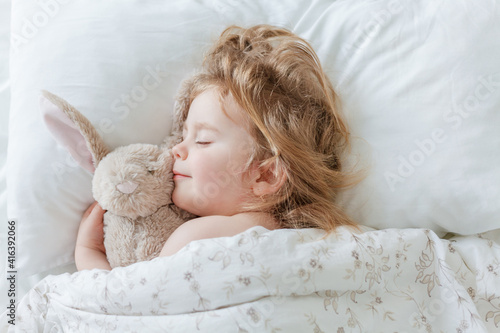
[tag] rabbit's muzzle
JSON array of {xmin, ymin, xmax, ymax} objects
[{"xmin": 92, "ymin": 144, "xmax": 175, "ymax": 219}]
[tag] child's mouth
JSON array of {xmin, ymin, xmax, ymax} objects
[{"xmin": 173, "ymin": 170, "xmax": 190, "ymax": 180}]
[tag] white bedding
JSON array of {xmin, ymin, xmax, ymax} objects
[
  {"xmin": 2, "ymin": 0, "xmax": 500, "ymax": 332},
  {"xmin": 3, "ymin": 226, "xmax": 500, "ymax": 332}
]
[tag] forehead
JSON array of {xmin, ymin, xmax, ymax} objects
[{"xmin": 186, "ymin": 88, "xmax": 250, "ymax": 130}]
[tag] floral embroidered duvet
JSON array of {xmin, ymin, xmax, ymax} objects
[{"xmin": 3, "ymin": 226, "xmax": 500, "ymax": 332}]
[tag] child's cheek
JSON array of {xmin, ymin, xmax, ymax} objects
[{"xmin": 225, "ymin": 159, "xmax": 245, "ymax": 176}]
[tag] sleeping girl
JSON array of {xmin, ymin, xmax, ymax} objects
[{"xmin": 75, "ymin": 24, "xmax": 357, "ymax": 271}]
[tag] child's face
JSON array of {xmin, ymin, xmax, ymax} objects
[{"xmin": 171, "ymin": 89, "xmax": 256, "ymax": 216}]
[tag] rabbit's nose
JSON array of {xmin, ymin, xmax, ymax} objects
[{"xmin": 116, "ymin": 180, "xmax": 139, "ymax": 194}]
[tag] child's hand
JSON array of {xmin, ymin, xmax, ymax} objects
[
  {"xmin": 75, "ymin": 202, "xmax": 111, "ymax": 270},
  {"xmin": 76, "ymin": 202, "xmax": 106, "ymax": 252}
]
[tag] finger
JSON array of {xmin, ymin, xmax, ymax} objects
[
  {"xmin": 82, "ymin": 201, "xmax": 98, "ymax": 220},
  {"xmin": 89, "ymin": 203, "xmax": 106, "ymax": 219}
]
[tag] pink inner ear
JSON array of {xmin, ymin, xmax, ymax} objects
[{"xmin": 40, "ymin": 95, "xmax": 96, "ymax": 173}]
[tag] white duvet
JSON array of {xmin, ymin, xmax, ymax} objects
[{"xmin": 3, "ymin": 226, "xmax": 500, "ymax": 332}]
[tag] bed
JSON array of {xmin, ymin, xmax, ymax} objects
[{"xmin": 1, "ymin": 0, "xmax": 500, "ymax": 332}]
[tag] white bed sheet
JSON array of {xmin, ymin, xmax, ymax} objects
[{"xmin": 0, "ymin": 0, "xmax": 11, "ymax": 315}]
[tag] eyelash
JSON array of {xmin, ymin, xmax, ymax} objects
[{"xmin": 195, "ymin": 141, "xmax": 211, "ymax": 145}]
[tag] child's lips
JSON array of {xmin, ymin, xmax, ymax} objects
[{"xmin": 173, "ymin": 170, "xmax": 190, "ymax": 180}]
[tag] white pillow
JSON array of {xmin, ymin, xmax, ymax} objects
[
  {"xmin": 332, "ymin": 0, "xmax": 500, "ymax": 235},
  {"xmin": 6, "ymin": 0, "xmax": 326, "ymax": 299},
  {"xmin": 5, "ymin": 0, "xmax": 500, "ymax": 300}
]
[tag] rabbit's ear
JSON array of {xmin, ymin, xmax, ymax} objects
[{"xmin": 40, "ymin": 90, "xmax": 110, "ymax": 173}]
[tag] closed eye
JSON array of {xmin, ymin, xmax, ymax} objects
[{"xmin": 195, "ymin": 141, "xmax": 211, "ymax": 145}]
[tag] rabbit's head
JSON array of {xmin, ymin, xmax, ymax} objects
[
  {"xmin": 40, "ymin": 90, "xmax": 176, "ymax": 218},
  {"xmin": 93, "ymin": 144, "xmax": 174, "ymax": 218}
]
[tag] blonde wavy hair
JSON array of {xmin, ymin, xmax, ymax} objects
[{"xmin": 174, "ymin": 24, "xmax": 358, "ymax": 232}]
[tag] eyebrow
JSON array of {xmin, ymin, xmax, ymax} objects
[{"xmin": 182, "ymin": 122, "xmax": 220, "ymax": 133}]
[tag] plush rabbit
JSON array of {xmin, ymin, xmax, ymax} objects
[{"xmin": 40, "ymin": 90, "xmax": 192, "ymax": 268}]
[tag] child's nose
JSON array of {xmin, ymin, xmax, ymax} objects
[{"xmin": 172, "ymin": 142, "xmax": 187, "ymax": 160}]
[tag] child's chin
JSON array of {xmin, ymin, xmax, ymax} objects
[
  {"xmin": 172, "ymin": 194, "xmax": 199, "ymax": 216},
  {"xmin": 171, "ymin": 192, "xmax": 186, "ymax": 210}
]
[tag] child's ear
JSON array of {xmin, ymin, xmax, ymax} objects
[{"xmin": 250, "ymin": 161, "xmax": 287, "ymax": 197}]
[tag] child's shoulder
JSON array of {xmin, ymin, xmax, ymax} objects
[
  {"xmin": 160, "ymin": 212, "xmax": 278, "ymax": 256},
  {"xmin": 188, "ymin": 212, "xmax": 279, "ymax": 236}
]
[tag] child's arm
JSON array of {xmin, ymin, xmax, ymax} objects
[{"xmin": 75, "ymin": 202, "xmax": 111, "ymax": 271}]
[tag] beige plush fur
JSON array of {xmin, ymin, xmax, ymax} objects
[{"xmin": 42, "ymin": 90, "xmax": 192, "ymax": 268}]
